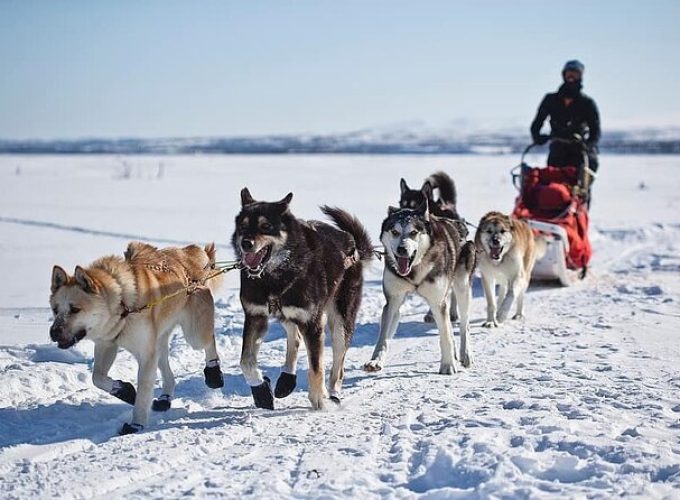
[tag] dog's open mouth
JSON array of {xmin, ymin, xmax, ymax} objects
[
  {"xmin": 395, "ymin": 254, "xmax": 415, "ymax": 276},
  {"xmin": 489, "ymin": 245, "xmax": 504, "ymax": 261},
  {"xmin": 57, "ymin": 330, "xmax": 86, "ymax": 349},
  {"xmin": 242, "ymin": 245, "xmax": 272, "ymax": 273}
]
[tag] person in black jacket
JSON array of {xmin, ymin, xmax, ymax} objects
[{"xmin": 531, "ymin": 60, "xmax": 600, "ymax": 173}]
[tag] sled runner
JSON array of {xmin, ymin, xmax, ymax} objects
[{"xmin": 511, "ymin": 136, "xmax": 595, "ymax": 285}]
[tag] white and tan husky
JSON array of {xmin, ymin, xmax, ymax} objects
[
  {"xmin": 475, "ymin": 211, "xmax": 544, "ymax": 326},
  {"xmin": 49, "ymin": 242, "xmax": 224, "ymax": 435}
]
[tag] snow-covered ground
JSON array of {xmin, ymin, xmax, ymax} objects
[{"xmin": 0, "ymin": 154, "xmax": 679, "ymax": 498}]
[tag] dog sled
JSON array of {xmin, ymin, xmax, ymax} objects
[{"xmin": 511, "ymin": 136, "xmax": 595, "ymax": 286}]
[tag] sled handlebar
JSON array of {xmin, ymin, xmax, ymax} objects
[
  {"xmin": 514, "ymin": 134, "xmax": 595, "ymax": 196},
  {"xmin": 522, "ymin": 134, "xmax": 588, "ymax": 165}
]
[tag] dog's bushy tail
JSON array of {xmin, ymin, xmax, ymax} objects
[
  {"xmin": 425, "ymin": 171, "xmax": 457, "ymax": 205},
  {"xmin": 320, "ymin": 206, "xmax": 374, "ymax": 261}
]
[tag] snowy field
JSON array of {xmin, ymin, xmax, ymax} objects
[{"xmin": 0, "ymin": 153, "xmax": 679, "ymax": 498}]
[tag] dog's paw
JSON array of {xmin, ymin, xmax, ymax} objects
[
  {"xmin": 274, "ymin": 372, "xmax": 297, "ymax": 399},
  {"xmin": 152, "ymin": 394, "xmax": 172, "ymax": 412},
  {"xmin": 497, "ymin": 310, "xmax": 510, "ymax": 324},
  {"xmin": 449, "ymin": 312, "xmax": 459, "ymax": 323},
  {"xmin": 329, "ymin": 390, "xmax": 341, "ymax": 405},
  {"xmin": 481, "ymin": 320, "xmax": 499, "ymax": 328},
  {"xmin": 438, "ymin": 362, "xmax": 457, "ymax": 375},
  {"xmin": 460, "ymin": 351, "xmax": 474, "ymax": 368},
  {"xmin": 512, "ymin": 313, "xmax": 525, "ymax": 321},
  {"xmin": 251, "ymin": 376, "xmax": 274, "ymax": 410},
  {"xmin": 203, "ymin": 364, "xmax": 224, "ymax": 389},
  {"xmin": 308, "ymin": 391, "xmax": 327, "ymax": 411},
  {"xmin": 423, "ymin": 310, "xmax": 435, "ymax": 323},
  {"xmin": 111, "ymin": 380, "xmax": 136, "ymax": 405},
  {"xmin": 363, "ymin": 360, "xmax": 383, "ymax": 372},
  {"xmin": 118, "ymin": 422, "xmax": 143, "ymax": 436}
]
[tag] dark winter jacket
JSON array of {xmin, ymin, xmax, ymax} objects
[{"xmin": 531, "ymin": 91, "xmax": 600, "ymax": 148}]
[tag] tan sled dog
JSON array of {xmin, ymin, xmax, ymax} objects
[
  {"xmin": 475, "ymin": 212, "xmax": 540, "ymax": 327},
  {"xmin": 49, "ymin": 242, "xmax": 225, "ymax": 435}
]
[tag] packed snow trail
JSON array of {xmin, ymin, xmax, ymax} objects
[{"xmin": 1, "ymin": 155, "xmax": 679, "ymax": 497}]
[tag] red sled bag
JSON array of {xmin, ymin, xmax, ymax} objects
[{"xmin": 513, "ymin": 165, "xmax": 592, "ymax": 270}]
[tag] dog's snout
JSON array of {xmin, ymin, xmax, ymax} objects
[
  {"xmin": 50, "ymin": 315, "xmax": 67, "ymax": 341},
  {"xmin": 50, "ymin": 322, "xmax": 62, "ymax": 341},
  {"xmin": 491, "ymin": 234, "xmax": 501, "ymax": 245},
  {"xmin": 396, "ymin": 245, "xmax": 408, "ymax": 256},
  {"xmin": 241, "ymin": 238, "xmax": 254, "ymax": 251}
]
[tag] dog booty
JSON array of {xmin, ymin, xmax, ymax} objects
[
  {"xmin": 204, "ymin": 362, "xmax": 224, "ymax": 389},
  {"xmin": 111, "ymin": 380, "xmax": 136, "ymax": 405},
  {"xmin": 251, "ymin": 376, "xmax": 274, "ymax": 410},
  {"xmin": 275, "ymin": 372, "xmax": 297, "ymax": 399},
  {"xmin": 152, "ymin": 394, "xmax": 172, "ymax": 412},
  {"xmin": 119, "ymin": 422, "xmax": 143, "ymax": 436}
]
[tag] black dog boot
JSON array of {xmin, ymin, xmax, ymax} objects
[
  {"xmin": 152, "ymin": 394, "xmax": 172, "ymax": 412},
  {"xmin": 274, "ymin": 372, "xmax": 297, "ymax": 399},
  {"xmin": 119, "ymin": 422, "xmax": 143, "ymax": 436},
  {"xmin": 251, "ymin": 376, "xmax": 274, "ymax": 410},
  {"xmin": 111, "ymin": 380, "xmax": 136, "ymax": 405},
  {"xmin": 203, "ymin": 359, "xmax": 224, "ymax": 389}
]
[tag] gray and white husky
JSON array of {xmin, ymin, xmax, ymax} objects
[{"xmin": 364, "ymin": 201, "xmax": 476, "ymax": 374}]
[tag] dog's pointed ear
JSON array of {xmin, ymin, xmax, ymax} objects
[
  {"xmin": 400, "ymin": 178, "xmax": 409, "ymax": 195},
  {"xmin": 124, "ymin": 241, "xmax": 148, "ymax": 261},
  {"xmin": 204, "ymin": 242, "xmax": 216, "ymax": 264},
  {"xmin": 51, "ymin": 265, "xmax": 69, "ymax": 293},
  {"xmin": 387, "ymin": 205, "xmax": 400, "ymax": 216},
  {"xmin": 241, "ymin": 188, "xmax": 256, "ymax": 207},
  {"xmin": 278, "ymin": 192, "xmax": 293, "ymax": 205},
  {"xmin": 274, "ymin": 192, "xmax": 293, "ymax": 212},
  {"xmin": 74, "ymin": 266, "xmax": 97, "ymax": 294},
  {"xmin": 416, "ymin": 198, "xmax": 430, "ymax": 221}
]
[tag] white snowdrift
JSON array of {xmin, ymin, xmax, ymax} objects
[{"xmin": 0, "ymin": 154, "xmax": 679, "ymax": 498}]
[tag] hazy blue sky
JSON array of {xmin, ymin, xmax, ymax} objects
[{"xmin": 1, "ymin": 0, "xmax": 678, "ymax": 138}]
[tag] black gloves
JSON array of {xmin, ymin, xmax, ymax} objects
[{"xmin": 534, "ymin": 134, "xmax": 550, "ymax": 145}]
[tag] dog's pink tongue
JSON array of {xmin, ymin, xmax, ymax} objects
[
  {"xmin": 397, "ymin": 257, "xmax": 411, "ymax": 275},
  {"xmin": 244, "ymin": 249, "xmax": 264, "ymax": 268}
]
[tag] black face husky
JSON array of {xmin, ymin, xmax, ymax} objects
[
  {"xmin": 232, "ymin": 188, "xmax": 373, "ymax": 410},
  {"xmin": 364, "ymin": 200, "xmax": 476, "ymax": 375},
  {"xmin": 399, "ymin": 171, "xmax": 469, "ymax": 240}
]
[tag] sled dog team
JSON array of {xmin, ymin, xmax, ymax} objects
[{"xmin": 49, "ymin": 172, "xmax": 542, "ymax": 435}]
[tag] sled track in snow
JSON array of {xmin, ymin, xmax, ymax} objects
[
  {"xmin": 1, "ymin": 222, "xmax": 679, "ymax": 496},
  {"xmin": 0, "ymin": 216, "xmax": 230, "ymax": 248}
]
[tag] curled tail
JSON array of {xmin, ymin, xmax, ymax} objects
[
  {"xmin": 320, "ymin": 205, "xmax": 374, "ymax": 261},
  {"xmin": 424, "ymin": 171, "xmax": 457, "ymax": 206}
]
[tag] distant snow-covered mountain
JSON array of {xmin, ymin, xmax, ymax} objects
[{"xmin": 1, "ymin": 123, "xmax": 679, "ymax": 154}]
